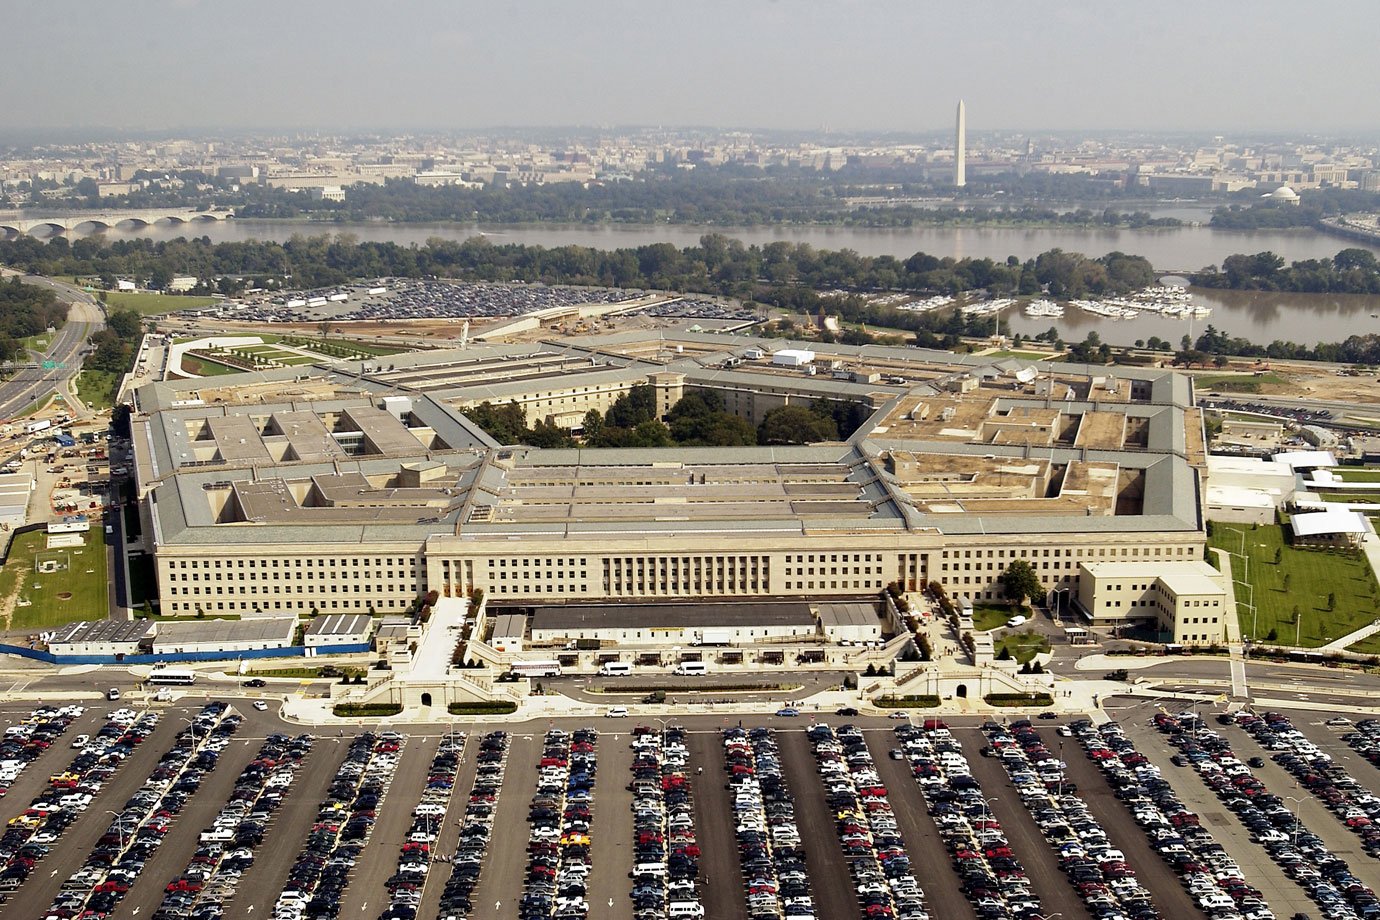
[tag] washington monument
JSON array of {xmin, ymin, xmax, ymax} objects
[{"xmin": 954, "ymin": 99, "xmax": 966, "ymax": 187}]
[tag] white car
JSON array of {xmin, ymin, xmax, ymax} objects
[
  {"xmin": 71, "ymin": 734, "xmax": 89, "ymax": 748},
  {"xmin": 253, "ymin": 700, "xmax": 269, "ymax": 711}
]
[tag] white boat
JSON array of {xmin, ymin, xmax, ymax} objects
[{"xmin": 1024, "ymin": 299, "xmax": 1064, "ymax": 318}]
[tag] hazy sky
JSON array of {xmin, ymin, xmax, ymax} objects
[{"xmin": 5, "ymin": 0, "xmax": 1378, "ymax": 135}]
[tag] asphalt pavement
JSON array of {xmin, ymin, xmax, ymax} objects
[{"xmin": 0, "ymin": 275, "xmax": 103, "ymax": 421}]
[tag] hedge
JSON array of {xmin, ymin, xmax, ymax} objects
[
  {"xmin": 983, "ymin": 693, "xmax": 1054, "ymax": 708},
  {"xmin": 876, "ymin": 695, "xmax": 941, "ymax": 709},
  {"xmin": 331, "ymin": 703, "xmax": 403, "ymax": 717},
  {"xmin": 447, "ymin": 701, "xmax": 518, "ymax": 715}
]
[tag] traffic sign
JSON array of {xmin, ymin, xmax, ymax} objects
[{"xmin": 41, "ymin": 360, "xmax": 64, "ymax": 370}]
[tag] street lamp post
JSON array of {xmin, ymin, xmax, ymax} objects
[
  {"xmin": 1285, "ymin": 794, "xmax": 1306, "ymax": 847},
  {"xmin": 982, "ymin": 795, "xmax": 999, "ymax": 826},
  {"xmin": 106, "ymin": 809, "xmax": 125, "ymax": 853}
]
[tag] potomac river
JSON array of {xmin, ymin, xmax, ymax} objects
[{"xmin": 49, "ymin": 218, "xmax": 1380, "ymax": 346}]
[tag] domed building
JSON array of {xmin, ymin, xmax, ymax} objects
[{"xmin": 1265, "ymin": 185, "xmax": 1301, "ymax": 205}]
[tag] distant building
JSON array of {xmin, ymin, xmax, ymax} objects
[
  {"xmin": 168, "ymin": 276, "xmax": 198, "ymax": 293},
  {"xmin": 309, "ymin": 186, "xmax": 345, "ymax": 202}
]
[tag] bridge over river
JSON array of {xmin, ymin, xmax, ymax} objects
[{"xmin": 0, "ymin": 208, "xmax": 234, "ymax": 235}]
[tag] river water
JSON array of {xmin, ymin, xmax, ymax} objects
[{"xmin": 63, "ymin": 218, "xmax": 1380, "ymax": 346}]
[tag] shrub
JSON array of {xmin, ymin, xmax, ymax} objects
[
  {"xmin": 875, "ymin": 695, "xmax": 941, "ymax": 708},
  {"xmin": 447, "ymin": 701, "xmax": 517, "ymax": 715},
  {"xmin": 331, "ymin": 703, "xmax": 402, "ymax": 717},
  {"xmin": 983, "ymin": 693, "xmax": 1054, "ymax": 707}
]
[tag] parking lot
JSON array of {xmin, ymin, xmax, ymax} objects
[{"xmin": 2, "ymin": 698, "xmax": 1379, "ymax": 920}]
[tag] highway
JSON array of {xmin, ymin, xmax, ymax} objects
[{"xmin": 0, "ymin": 274, "xmax": 103, "ymax": 422}]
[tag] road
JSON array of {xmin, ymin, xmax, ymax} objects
[{"xmin": 0, "ymin": 274, "xmax": 103, "ymax": 422}]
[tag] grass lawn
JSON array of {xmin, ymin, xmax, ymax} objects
[
  {"xmin": 244, "ymin": 665, "xmax": 365, "ymax": 679},
  {"xmin": 1347, "ymin": 634, "xmax": 1380, "ymax": 656},
  {"xmin": 1333, "ymin": 468, "xmax": 1380, "ymax": 483},
  {"xmin": 101, "ymin": 290, "xmax": 219, "ymax": 316},
  {"xmin": 75, "ymin": 370, "xmax": 119, "ymax": 411},
  {"xmin": 985, "ymin": 350, "xmax": 1063, "ymax": 361},
  {"xmin": 993, "ymin": 630, "xmax": 1051, "ymax": 664},
  {"xmin": 1191, "ymin": 372, "xmax": 1289, "ymax": 395},
  {"xmin": 972, "ymin": 604, "xmax": 1024, "ymax": 631},
  {"xmin": 179, "ymin": 355, "xmax": 243, "ymax": 377},
  {"xmin": 286, "ymin": 337, "xmax": 407, "ymax": 358},
  {"xmin": 20, "ymin": 331, "xmax": 55, "ymax": 354},
  {"xmin": 1210, "ymin": 523, "xmax": 1380, "ymax": 647},
  {"xmin": 1, "ymin": 530, "xmax": 108, "ymax": 631},
  {"xmin": 1304, "ymin": 492, "xmax": 1380, "ymax": 505}
]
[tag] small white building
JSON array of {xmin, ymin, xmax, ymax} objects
[
  {"xmin": 1077, "ymin": 561, "xmax": 1229, "ymax": 646},
  {"xmin": 771, "ymin": 349, "xmax": 815, "ymax": 367},
  {"xmin": 168, "ymin": 276, "xmax": 198, "ymax": 293},
  {"xmin": 529, "ymin": 602, "xmax": 816, "ymax": 646},
  {"xmin": 302, "ymin": 613, "xmax": 375, "ymax": 648},
  {"xmin": 816, "ymin": 602, "xmax": 883, "ymax": 645},
  {"xmin": 48, "ymin": 619, "xmax": 155, "ymax": 657},
  {"xmin": 1205, "ymin": 454, "xmax": 1299, "ymax": 524},
  {"xmin": 152, "ymin": 617, "xmax": 297, "ymax": 655},
  {"xmin": 490, "ymin": 613, "xmax": 526, "ymax": 654}
]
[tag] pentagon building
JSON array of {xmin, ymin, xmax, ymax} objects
[{"xmin": 128, "ymin": 333, "xmax": 1207, "ymax": 618}]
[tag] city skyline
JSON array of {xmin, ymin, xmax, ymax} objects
[{"xmin": 3, "ymin": 0, "xmax": 1379, "ymax": 135}]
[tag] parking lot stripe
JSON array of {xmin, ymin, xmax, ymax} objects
[
  {"xmin": 468, "ymin": 732, "xmax": 537, "ymax": 919},
  {"xmin": 956, "ymin": 728, "xmax": 1097, "ymax": 920},
  {"xmin": 219, "ymin": 737, "xmax": 351, "ymax": 918},
  {"xmin": 1038, "ymin": 725, "xmax": 1211, "ymax": 920},
  {"xmin": 864, "ymin": 730, "xmax": 980, "ymax": 920},
  {"xmin": 112, "ymin": 729, "xmax": 264, "ymax": 918},
  {"xmin": 337, "ymin": 735, "xmax": 438, "ymax": 917},
  {"xmin": 686, "ymin": 730, "xmax": 749, "ymax": 920},
  {"xmin": 588, "ymin": 731, "xmax": 634, "ymax": 920}
]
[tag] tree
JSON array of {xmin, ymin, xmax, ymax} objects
[
  {"xmin": 1327, "ymin": 592, "xmax": 1336, "ymax": 611},
  {"xmin": 1282, "ymin": 573, "xmax": 1292, "ymax": 592},
  {"xmin": 1274, "ymin": 547, "xmax": 1283, "ymax": 565},
  {"xmin": 756, "ymin": 405, "xmax": 838, "ymax": 445},
  {"xmin": 999, "ymin": 559, "xmax": 1045, "ymax": 607}
]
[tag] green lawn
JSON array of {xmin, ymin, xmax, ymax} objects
[
  {"xmin": 1, "ymin": 530, "xmax": 109, "ymax": 631},
  {"xmin": 1303, "ymin": 492, "xmax": 1380, "ymax": 505},
  {"xmin": 1210, "ymin": 523, "xmax": 1380, "ymax": 647},
  {"xmin": 75, "ymin": 370, "xmax": 119, "ymax": 411},
  {"xmin": 1347, "ymin": 633, "xmax": 1380, "ymax": 656},
  {"xmin": 985, "ymin": 350, "xmax": 1062, "ymax": 362},
  {"xmin": 101, "ymin": 290, "xmax": 219, "ymax": 316},
  {"xmin": 973, "ymin": 604, "xmax": 1025, "ymax": 631},
  {"xmin": 993, "ymin": 630, "xmax": 1052, "ymax": 664},
  {"xmin": 179, "ymin": 355, "xmax": 243, "ymax": 377},
  {"xmin": 284, "ymin": 337, "xmax": 407, "ymax": 358},
  {"xmin": 1330, "ymin": 468, "xmax": 1380, "ymax": 483},
  {"xmin": 1192, "ymin": 372, "xmax": 1288, "ymax": 395}
]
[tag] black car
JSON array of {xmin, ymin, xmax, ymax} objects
[
  {"xmin": 836, "ymin": 707, "xmax": 859, "ymax": 717},
  {"xmin": 242, "ymin": 678, "xmax": 267, "ymax": 688}
]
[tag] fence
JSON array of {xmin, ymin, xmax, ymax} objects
[{"xmin": 0, "ymin": 641, "xmax": 371, "ymax": 666}]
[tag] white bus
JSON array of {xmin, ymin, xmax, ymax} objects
[
  {"xmin": 510, "ymin": 660, "xmax": 562, "ymax": 678},
  {"xmin": 146, "ymin": 668, "xmax": 197, "ymax": 685}
]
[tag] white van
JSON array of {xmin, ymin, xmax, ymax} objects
[
  {"xmin": 669, "ymin": 903, "xmax": 706, "ymax": 918},
  {"xmin": 606, "ymin": 707, "xmax": 629, "ymax": 718},
  {"xmin": 598, "ymin": 662, "xmax": 633, "ymax": 677},
  {"xmin": 674, "ymin": 662, "xmax": 708, "ymax": 676},
  {"xmin": 1006, "ymin": 615, "xmax": 1027, "ymax": 628}
]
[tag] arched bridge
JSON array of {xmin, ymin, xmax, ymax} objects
[{"xmin": 0, "ymin": 208, "xmax": 235, "ymax": 236}]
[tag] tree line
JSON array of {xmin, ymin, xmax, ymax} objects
[
  {"xmin": 462, "ymin": 385, "xmax": 870, "ymax": 450},
  {"xmin": 29, "ymin": 164, "xmax": 1181, "ymax": 229},
  {"xmin": 0, "ymin": 277, "xmax": 67, "ymax": 363},
  {"xmin": 0, "ymin": 232, "xmax": 1157, "ymax": 304},
  {"xmin": 1190, "ymin": 248, "xmax": 1380, "ymax": 294}
]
